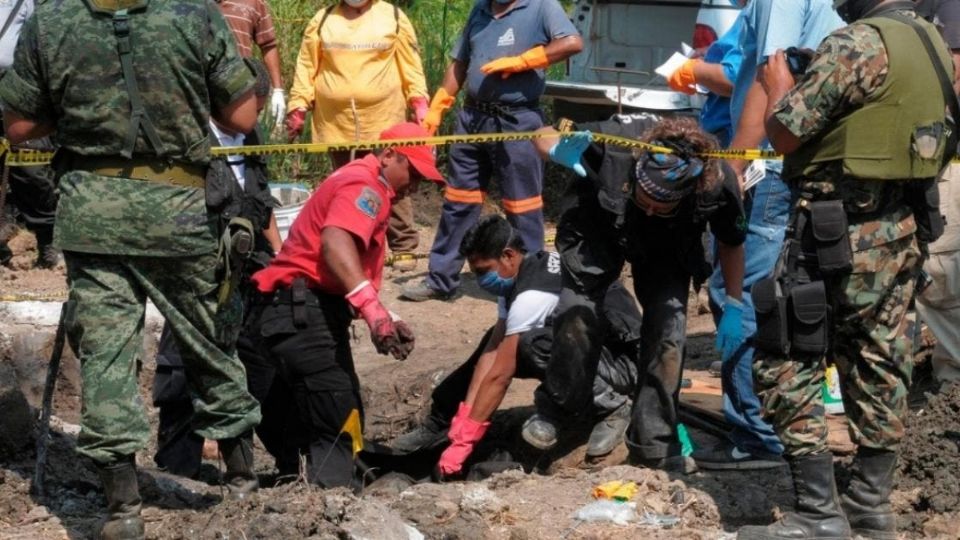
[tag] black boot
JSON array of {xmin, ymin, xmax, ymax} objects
[
  {"xmin": 0, "ymin": 242, "xmax": 11, "ymax": 267},
  {"xmin": 219, "ymin": 434, "xmax": 258, "ymax": 500},
  {"xmin": 389, "ymin": 414, "xmax": 449, "ymax": 454},
  {"xmin": 738, "ymin": 453, "xmax": 851, "ymax": 540},
  {"xmin": 33, "ymin": 227, "xmax": 62, "ymax": 269},
  {"xmin": 841, "ymin": 448, "xmax": 897, "ymax": 540},
  {"xmin": 97, "ymin": 456, "xmax": 145, "ymax": 540}
]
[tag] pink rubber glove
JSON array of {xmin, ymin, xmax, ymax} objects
[
  {"xmin": 438, "ymin": 402, "xmax": 490, "ymax": 476},
  {"xmin": 346, "ymin": 281, "xmax": 405, "ymax": 359},
  {"xmin": 410, "ymin": 97, "xmax": 429, "ymax": 126},
  {"xmin": 285, "ymin": 108, "xmax": 307, "ymax": 142}
]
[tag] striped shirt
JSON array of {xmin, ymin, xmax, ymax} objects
[{"xmin": 216, "ymin": 0, "xmax": 277, "ymax": 57}]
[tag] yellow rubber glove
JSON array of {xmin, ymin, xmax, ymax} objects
[
  {"xmin": 480, "ymin": 45, "xmax": 550, "ymax": 79},
  {"xmin": 423, "ymin": 88, "xmax": 455, "ymax": 135},
  {"xmin": 667, "ymin": 59, "xmax": 701, "ymax": 95}
]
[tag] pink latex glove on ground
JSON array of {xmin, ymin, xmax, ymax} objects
[
  {"xmin": 410, "ymin": 97, "xmax": 429, "ymax": 126},
  {"xmin": 438, "ymin": 402, "xmax": 490, "ymax": 476}
]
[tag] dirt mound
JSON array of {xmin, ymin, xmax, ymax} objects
[{"xmin": 897, "ymin": 381, "xmax": 960, "ymax": 532}]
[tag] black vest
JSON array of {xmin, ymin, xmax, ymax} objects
[{"xmin": 504, "ymin": 251, "xmax": 562, "ymax": 313}]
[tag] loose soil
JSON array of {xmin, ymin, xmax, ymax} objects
[{"xmin": 1, "ymin": 193, "xmax": 957, "ymax": 539}]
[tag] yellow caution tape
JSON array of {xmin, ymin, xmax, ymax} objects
[{"xmin": 1, "ymin": 131, "xmax": 783, "ymax": 168}]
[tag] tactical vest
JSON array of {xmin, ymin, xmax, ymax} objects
[
  {"xmin": 783, "ymin": 15, "xmax": 954, "ymax": 181},
  {"xmin": 504, "ymin": 251, "xmax": 562, "ymax": 313}
]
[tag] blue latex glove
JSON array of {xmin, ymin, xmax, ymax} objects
[
  {"xmin": 716, "ymin": 295, "xmax": 745, "ymax": 361},
  {"xmin": 548, "ymin": 131, "xmax": 592, "ymax": 177}
]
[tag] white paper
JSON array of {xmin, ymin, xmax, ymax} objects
[
  {"xmin": 681, "ymin": 42, "xmax": 694, "ymax": 57},
  {"xmin": 743, "ymin": 159, "xmax": 766, "ymax": 192},
  {"xmin": 655, "ymin": 52, "xmax": 690, "ymax": 80}
]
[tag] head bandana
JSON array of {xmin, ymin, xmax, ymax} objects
[{"xmin": 633, "ymin": 142, "xmax": 704, "ymax": 203}]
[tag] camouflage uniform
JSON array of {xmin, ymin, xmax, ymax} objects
[
  {"xmin": 0, "ymin": 0, "xmax": 261, "ymax": 464},
  {"xmin": 760, "ymin": 15, "xmax": 931, "ymax": 458}
]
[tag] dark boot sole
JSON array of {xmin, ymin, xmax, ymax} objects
[{"xmin": 695, "ymin": 458, "xmax": 787, "ymax": 471}]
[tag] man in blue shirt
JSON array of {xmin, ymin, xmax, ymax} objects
[
  {"xmin": 401, "ymin": 0, "xmax": 582, "ymax": 302},
  {"xmin": 694, "ymin": 0, "xmax": 843, "ymax": 471}
]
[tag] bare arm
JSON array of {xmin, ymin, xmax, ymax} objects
[
  {"xmin": 467, "ymin": 333, "xmax": 520, "ymax": 422},
  {"xmin": 727, "ymin": 79, "xmax": 769, "ymax": 177},
  {"xmin": 465, "ymin": 321, "xmax": 507, "ymax": 404},
  {"xmin": 2, "ymin": 111, "xmax": 55, "ymax": 144},
  {"xmin": 261, "ymin": 45, "xmax": 283, "ymax": 89},
  {"xmin": 320, "ymin": 225, "xmax": 368, "ymax": 293},
  {"xmin": 717, "ymin": 241, "xmax": 745, "ymax": 302},
  {"xmin": 439, "ymin": 60, "xmax": 468, "ymax": 97},
  {"xmin": 263, "ymin": 213, "xmax": 283, "ymax": 254},
  {"xmin": 532, "ymin": 126, "xmax": 560, "ymax": 159},
  {"xmin": 693, "ymin": 62, "xmax": 734, "ymax": 97},
  {"xmin": 212, "ymin": 90, "xmax": 258, "ymax": 135},
  {"xmin": 544, "ymin": 35, "xmax": 583, "ymax": 64}
]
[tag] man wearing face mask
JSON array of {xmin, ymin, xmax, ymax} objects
[
  {"xmin": 748, "ymin": 0, "xmax": 955, "ymax": 537},
  {"xmin": 245, "ymin": 122, "xmax": 444, "ymax": 488},
  {"xmin": 390, "ymin": 215, "xmax": 641, "ymax": 474},
  {"xmin": 521, "ymin": 116, "xmax": 747, "ymax": 473}
]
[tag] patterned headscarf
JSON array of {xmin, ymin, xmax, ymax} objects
[{"xmin": 633, "ymin": 140, "xmax": 704, "ymax": 203}]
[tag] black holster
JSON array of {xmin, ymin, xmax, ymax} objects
[
  {"xmin": 291, "ymin": 277, "xmax": 308, "ymax": 328},
  {"xmin": 804, "ymin": 200, "xmax": 853, "ymax": 275},
  {"xmin": 904, "ymin": 177, "xmax": 944, "ymax": 245}
]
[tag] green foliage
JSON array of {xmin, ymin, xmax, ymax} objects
[{"xmin": 263, "ymin": 0, "xmax": 568, "ymax": 185}]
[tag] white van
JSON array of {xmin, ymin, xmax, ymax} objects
[{"xmin": 546, "ymin": 0, "xmax": 740, "ymax": 121}]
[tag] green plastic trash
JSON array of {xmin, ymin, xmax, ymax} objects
[{"xmin": 677, "ymin": 423, "xmax": 695, "ymax": 457}]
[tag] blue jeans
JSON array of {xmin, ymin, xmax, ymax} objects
[{"xmin": 708, "ymin": 171, "xmax": 791, "ymax": 455}]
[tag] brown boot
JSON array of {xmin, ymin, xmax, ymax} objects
[
  {"xmin": 219, "ymin": 433, "xmax": 258, "ymax": 500},
  {"xmin": 96, "ymin": 456, "xmax": 144, "ymax": 540}
]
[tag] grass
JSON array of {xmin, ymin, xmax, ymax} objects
[{"xmin": 260, "ymin": 0, "xmax": 569, "ymax": 185}]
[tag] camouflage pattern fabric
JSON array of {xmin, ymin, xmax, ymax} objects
[
  {"xmin": 0, "ymin": 0, "xmax": 260, "ymax": 464},
  {"xmin": 755, "ymin": 193, "xmax": 921, "ymax": 457},
  {"xmin": 0, "ymin": 0, "xmax": 253, "ymax": 164},
  {"xmin": 771, "ymin": 18, "xmax": 889, "ymax": 148},
  {"xmin": 66, "ymin": 250, "xmax": 261, "ymax": 464}
]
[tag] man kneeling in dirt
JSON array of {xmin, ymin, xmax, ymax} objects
[{"xmin": 391, "ymin": 215, "xmax": 640, "ymax": 476}]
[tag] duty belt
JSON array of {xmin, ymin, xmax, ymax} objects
[
  {"xmin": 464, "ymin": 98, "xmax": 538, "ymax": 123},
  {"xmin": 69, "ymin": 155, "xmax": 205, "ymax": 189}
]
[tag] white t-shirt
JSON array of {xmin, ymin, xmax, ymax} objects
[
  {"xmin": 209, "ymin": 121, "xmax": 247, "ymax": 189},
  {"xmin": 497, "ymin": 290, "xmax": 559, "ymax": 336}
]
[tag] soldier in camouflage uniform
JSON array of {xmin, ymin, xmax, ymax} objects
[
  {"xmin": 741, "ymin": 0, "xmax": 955, "ymax": 538},
  {"xmin": 0, "ymin": 0, "xmax": 262, "ymax": 538}
]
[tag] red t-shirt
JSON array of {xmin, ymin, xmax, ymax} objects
[{"xmin": 252, "ymin": 155, "xmax": 393, "ymax": 294}]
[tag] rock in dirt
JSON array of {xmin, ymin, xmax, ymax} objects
[
  {"xmin": 342, "ymin": 499, "xmax": 422, "ymax": 540},
  {"xmin": 898, "ymin": 381, "xmax": 960, "ymax": 529}
]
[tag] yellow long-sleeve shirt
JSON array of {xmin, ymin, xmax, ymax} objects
[{"xmin": 288, "ymin": 0, "xmax": 428, "ymax": 143}]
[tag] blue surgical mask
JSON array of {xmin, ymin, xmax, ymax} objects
[{"xmin": 478, "ymin": 270, "xmax": 515, "ymax": 297}]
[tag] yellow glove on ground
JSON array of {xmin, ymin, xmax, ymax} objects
[
  {"xmin": 480, "ymin": 46, "xmax": 550, "ymax": 79},
  {"xmin": 667, "ymin": 59, "xmax": 701, "ymax": 95},
  {"xmin": 592, "ymin": 480, "xmax": 639, "ymax": 502},
  {"xmin": 423, "ymin": 88, "xmax": 456, "ymax": 135}
]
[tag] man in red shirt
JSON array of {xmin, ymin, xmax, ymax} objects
[{"xmin": 247, "ymin": 122, "xmax": 443, "ymax": 487}]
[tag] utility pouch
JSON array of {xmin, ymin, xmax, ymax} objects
[
  {"xmin": 753, "ymin": 277, "xmax": 790, "ymax": 355},
  {"xmin": 789, "ymin": 281, "xmax": 828, "ymax": 355},
  {"xmin": 808, "ymin": 200, "xmax": 853, "ymax": 275},
  {"xmin": 291, "ymin": 276, "xmax": 308, "ymax": 328}
]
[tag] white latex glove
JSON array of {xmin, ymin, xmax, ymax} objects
[{"xmin": 270, "ymin": 88, "xmax": 286, "ymax": 127}]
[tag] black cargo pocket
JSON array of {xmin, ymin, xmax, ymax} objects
[
  {"xmin": 789, "ymin": 281, "xmax": 828, "ymax": 355},
  {"xmin": 258, "ymin": 305, "xmax": 299, "ymax": 339},
  {"xmin": 753, "ymin": 277, "xmax": 789, "ymax": 355},
  {"xmin": 809, "ymin": 200, "xmax": 852, "ymax": 275}
]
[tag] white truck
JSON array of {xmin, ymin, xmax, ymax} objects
[{"xmin": 546, "ymin": 0, "xmax": 740, "ymax": 121}]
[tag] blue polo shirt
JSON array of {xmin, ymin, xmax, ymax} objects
[
  {"xmin": 452, "ymin": 0, "xmax": 578, "ymax": 105},
  {"xmin": 731, "ymin": 0, "xmax": 842, "ymax": 172},
  {"xmin": 699, "ymin": 16, "xmax": 744, "ymax": 147}
]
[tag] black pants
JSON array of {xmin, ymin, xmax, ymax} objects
[
  {"xmin": 0, "ymin": 121, "xmax": 57, "ymax": 238},
  {"xmin": 245, "ymin": 289, "xmax": 362, "ymax": 488}
]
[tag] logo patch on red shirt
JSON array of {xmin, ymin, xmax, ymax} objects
[{"xmin": 355, "ymin": 187, "xmax": 382, "ymax": 219}]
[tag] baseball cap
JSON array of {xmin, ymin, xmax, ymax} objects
[{"xmin": 379, "ymin": 122, "xmax": 444, "ymax": 183}]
